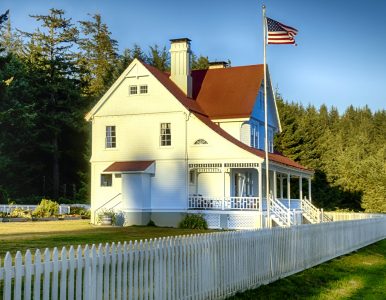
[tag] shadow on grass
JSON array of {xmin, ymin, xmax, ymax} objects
[{"xmin": 228, "ymin": 240, "xmax": 386, "ymax": 300}]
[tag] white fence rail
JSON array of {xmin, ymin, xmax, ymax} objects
[
  {"xmin": 1, "ymin": 217, "xmax": 386, "ymax": 299},
  {"xmin": 326, "ymin": 212, "xmax": 384, "ymax": 221},
  {"xmin": 0, "ymin": 204, "xmax": 90, "ymax": 215}
]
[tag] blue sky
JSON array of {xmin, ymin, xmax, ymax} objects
[{"xmin": 2, "ymin": 0, "xmax": 386, "ymax": 113}]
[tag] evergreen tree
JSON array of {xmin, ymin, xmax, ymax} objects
[
  {"xmin": 78, "ymin": 13, "xmax": 118, "ymax": 99},
  {"xmin": 147, "ymin": 44, "xmax": 169, "ymax": 71},
  {"xmin": 191, "ymin": 53, "xmax": 209, "ymax": 70},
  {"xmin": 21, "ymin": 8, "xmax": 84, "ymax": 199}
]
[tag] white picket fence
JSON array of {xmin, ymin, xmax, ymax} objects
[
  {"xmin": 326, "ymin": 212, "xmax": 384, "ymax": 221},
  {"xmin": 0, "ymin": 204, "xmax": 90, "ymax": 215},
  {"xmin": 1, "ymin": 217, "xmax": 386, "ymax": 300}
]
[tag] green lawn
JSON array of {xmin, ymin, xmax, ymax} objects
[
  {"xmin": 229, "ymin": 239, "xmax": 386, "ymax": 300},
  {"xmin": 0, "ymin": 219, "xmax": 210, "ymax": 258}
]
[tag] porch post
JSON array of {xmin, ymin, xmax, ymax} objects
[
  {"xmin": 287, "ymin": 173, "xmax": 291, "ymax": 209},
  {"xmin": 280, "ymin": 175, "xmax": 284, "ymax": 199},
  {"xmin": 258, "ymin": 164, "xmax": 263, "ymax": 227},
  {"xmin": 308, "ymin": 177, "xmax": 312, "ymax": 202},
  {"xmin": 299, "ymin": 176, "xmax": 303, "ymax": 201},
  {"xmin": 222, "ymin": 164, "xmax": 225, "ymax": 210},
  {"xmin": 273, "ymin": 171, "xmax": 277, "ymax": 201}
]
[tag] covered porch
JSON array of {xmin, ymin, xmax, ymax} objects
[{"xmin": 187, "ymin": 160, "xmax": 316, "ymax": 228}]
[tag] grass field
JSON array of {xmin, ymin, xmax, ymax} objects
[
  {"xmin": 0, "ymin": 219, "xmax": 210, "ymax": 257},
  {"xmin": 229, "ymin": 239, "xmax": 386, "ymax": 300}
]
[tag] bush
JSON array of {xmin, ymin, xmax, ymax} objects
[
  {"xmin": 10, "ymin": 208, "xmax": 32, "ymax": 219},
  {"xmin": 33, "ymin": 199, "xmax": 59, "ymax": 218},
  {"xmin": 147, "ymin": 219, "xmax": 156, "ymax": 227},
  {"xmin": 179, "ymin": 214, "xmax": 208, "ymax": 230}
]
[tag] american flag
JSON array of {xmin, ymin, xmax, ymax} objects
[{"xmin": 266, "ymin": 17, "xmax": 298, "ymax": 44}]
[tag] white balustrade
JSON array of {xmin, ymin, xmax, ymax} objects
[{"xmin": 188, "ymin": 195, "xmax": 259, "ymax": 210}]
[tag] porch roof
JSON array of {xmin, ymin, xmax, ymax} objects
[{"xmin": 103, "ymin": 160, "xmax": 155, "ymax": 173}]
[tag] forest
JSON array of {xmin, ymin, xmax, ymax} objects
[{"xmin": 0, "ymin": 9, "xmax": 384, "ymax": 212}]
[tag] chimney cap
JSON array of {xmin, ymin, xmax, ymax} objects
[
  {"xmin": 208, "ymin": 61, "xmax": 229, "ymax": 69},
  {"xmin": 170, "ymin": 38, "xmax": 191, "ymax": 43}
]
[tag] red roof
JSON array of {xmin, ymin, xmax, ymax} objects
[
  {"xmin": 143, "ymin": 62, "xmax": 310, "ymax": 172},
  {"xmin": 192, "ymin": 65, "xmax": 264, "ymax": 119},
  {"xmin": 104, "ymin": 161, "xmax": 154, "ymax": 172}
]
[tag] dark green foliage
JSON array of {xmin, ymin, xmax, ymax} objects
[
  {"xmin": 191, "ymin": 53, "xmax": 210, "ymax": 70},
  {"xmin": 179, "ymin": 214, "xmax": 208, "ymax": 230},
  {"xmin": 146, "ymin": 219, "xmax": 157, "ymax": 227},
  {"xmin": 275, "ymin": 96, "xmax": 386, "ymax": 212}
]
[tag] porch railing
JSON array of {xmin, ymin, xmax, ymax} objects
[
  {"xmin": 188, "ymin": 195, "xmax": 259, "ymax": 210},
  {"xmin": 270, "ymin": 196, "xmax": 293, "ymax": 227},
  {"xmin": 301, "ymin": 197, "xmax": 332, "ymax": 223}
]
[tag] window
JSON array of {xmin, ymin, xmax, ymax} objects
[
  {"xmin": 255, "ymin": 124, "xmax": 259, "ymax": 149},
  {"xmin": 140, "ymin": 85, "xmax": 148, "ymax": 94},
  {"xmin": 129, "ymin": 85, "xmax": 137, "ymax": 95},
  {"xmin": 268, "ymin": 128, "xmax": 274, "ymax": 153},
  {"xmin": 101, "ymin": 174, "xmax": 112, "ymax": 186},
  {"xmin": 189, "ymin": 170, "xmax": 196, "ymax": 184},
  {"xmin": 194, "ymin": 139, "xmax": 208, "ymax": 145},
  {"xmin": 105, "ymin": 126, "xmax": 116, "ymax": 148},
  {"xmin": 160, "ymin": 123, "xmax": 171, "ymax": 146}
]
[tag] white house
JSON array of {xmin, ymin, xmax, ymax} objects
[{"xmin": 86, "ymin": 38, "xmax": 328, "ymax": 229}]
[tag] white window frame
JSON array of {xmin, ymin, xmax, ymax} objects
[
  {"xmin": 100, "ymin": 174, "xmax": 112, "ymax": 187},
  {"xmin": 160, "ymin": 123, "xmax": 171, "ymax": 146},
  {"xmin": 139, "ymin": 84, "xmax": 148, "ymax": 94},
  {"xmin": 129, "ymin": 85, "xmax": 138, "ymax": 95},
  {"xmin": 105, "ymin": 126, "xmax": 116, "ymax": 149}
]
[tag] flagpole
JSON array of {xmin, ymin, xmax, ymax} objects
[{"xmin": 262, "ymin": 4, "xmax": 271, "ymax": 228}]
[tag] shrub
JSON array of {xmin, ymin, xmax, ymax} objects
[
  {"xmin": 33, "ymin": 199, "xmax": 59, "ymax": 218},
  {"xmin": 179, "ymin": 214, "xmax": 208, "ymax": 230},
  {"xmin": 10, "ymin": 208, "xmax": 32, "ymax": 219},
  {"xmin": 147, "ymin": 219, "xmax": 156, "ymax": 227}
]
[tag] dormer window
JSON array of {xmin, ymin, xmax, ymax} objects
[
  {"xmin": 268, "ymin": 128, "xmax": 274, "ymax": 153},
  {"xmin": 129, "ymin": 85, "xmax": 137, "ymax": 95},
  {"xmin": 140, "ymin": 85, "xmax": 148, "ymax": 94}
]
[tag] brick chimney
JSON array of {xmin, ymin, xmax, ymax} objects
[{"xmin": 169, "ymin": 38, "xmax": 192, "ymax": 98}]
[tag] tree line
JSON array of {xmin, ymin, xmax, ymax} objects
[
  {"xmin": 1, "ymin": 9, "xmax": 384, "ymax": 212},
  {"xmin": 275, "ymin": 98, "xmax": 386, "ymax": 212}
]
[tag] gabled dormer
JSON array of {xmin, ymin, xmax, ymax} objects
[{"xmin": 191, "ymin": 64, "xmax": 281, "ymax": 153}]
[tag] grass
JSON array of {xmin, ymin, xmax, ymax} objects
[
  {"xmin": 229, "ymin": 239, "xmax": 386, "ymax": 300},
  {"xmin": 0, "ymin": 219, "xmax": 211, "ymax": 258}
]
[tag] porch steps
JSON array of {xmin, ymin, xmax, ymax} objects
[
  {"xmin": 270, "ymin": 197, "xmax": 294, "ymax": 227},
  {"xmin": 301, "ymin": 197, "xmax": 332, "ymax": 224}
]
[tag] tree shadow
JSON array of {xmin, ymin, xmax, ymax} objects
[{"xmin": 312, "ymin": 170, "xmax": 363, "ymax": 211}]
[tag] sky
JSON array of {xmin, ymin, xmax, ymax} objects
[{"xmin": 2, "ymin": 0, "xmax": 386, "ymax": 113}]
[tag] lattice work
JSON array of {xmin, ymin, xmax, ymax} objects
[
  {"xmin": 204, "ymin": 214, "xmax": 221, "ymax": 229},
  {"xmin": 227, "ymin": 214, "xmax": 259, "ymax": 229},
  {"xmin": 224, "ymin": 163, "xmax": 259, "ymax": 168}
]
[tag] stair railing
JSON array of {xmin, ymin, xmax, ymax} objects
[
  {"xmin": 301, "ymin": 197, "xmax": 332, "ymax": 223},
  {"xmin": 93, "ymin": 193, "xmax": 122, "ymax": 224},
  {"xmin": 270, "ymin": 196, "xmax": 293, "ymax": 227}
]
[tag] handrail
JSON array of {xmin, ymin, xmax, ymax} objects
[
  {"xmin": 93, "ymin": 193, "xmax": 122, "ymax": 224},
  {"xmin": 270, "ymin": 196, "xmax": 293, "ymax": 227},
  {"xmin": 301, "ymin": 197, "xmax": 332, "ymax": 223}
]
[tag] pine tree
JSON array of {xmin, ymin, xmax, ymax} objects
[
  {"xmin": 21, "ymin": 8, "xmax": 83, "ymax": 199},
  {"xmin": 78, "ymin": 13, "xmax": 118, "ymax": 99}
]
